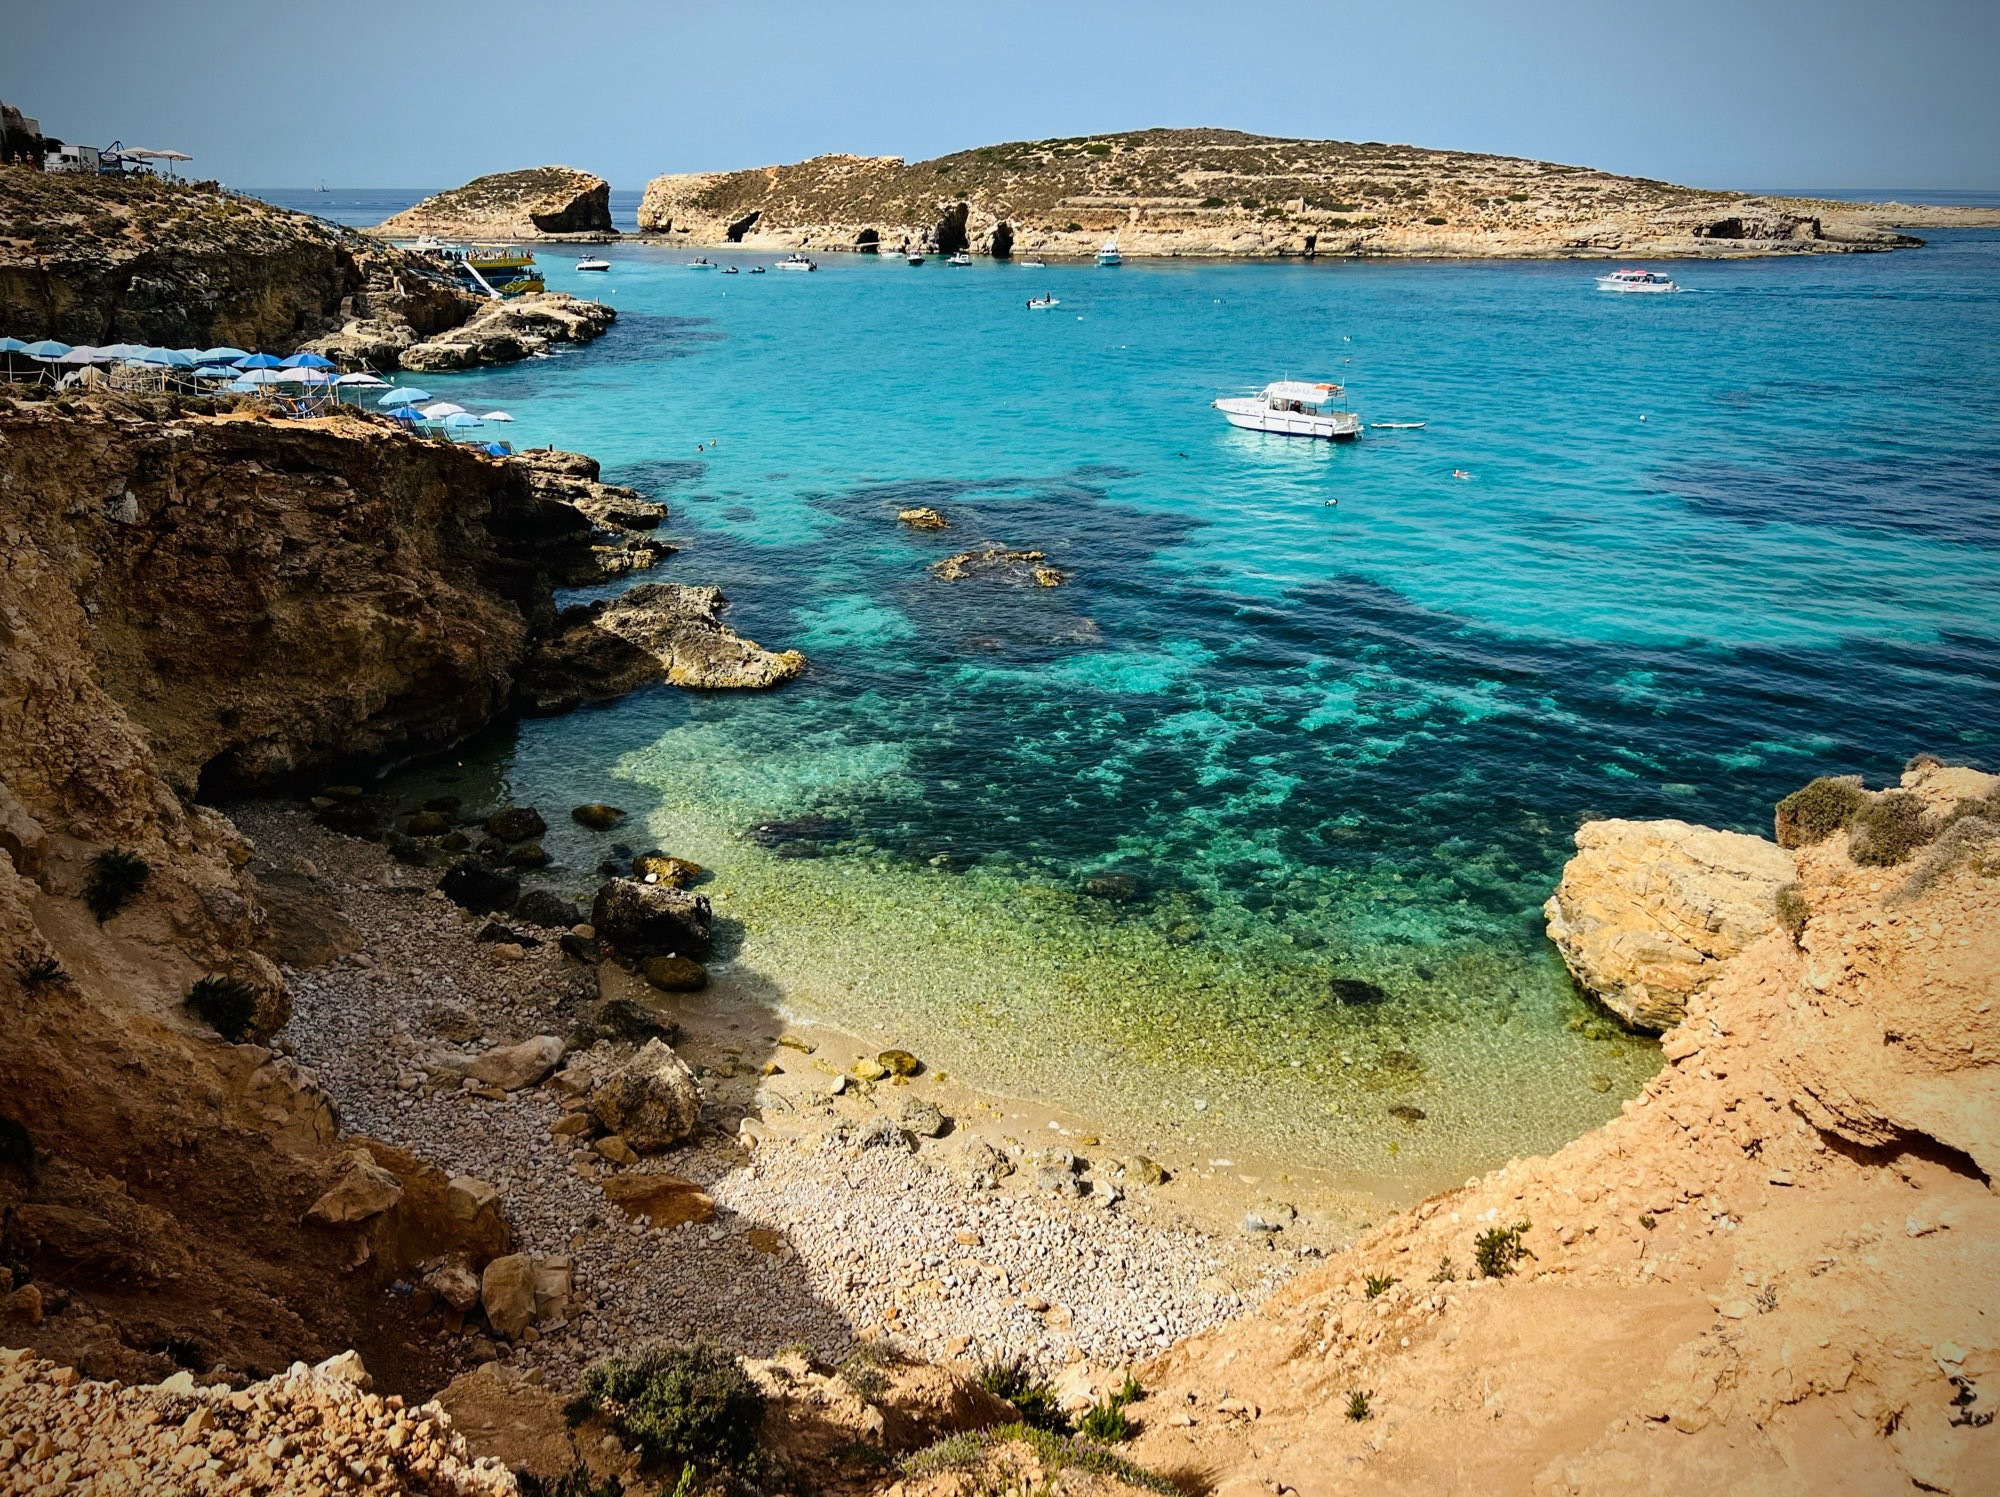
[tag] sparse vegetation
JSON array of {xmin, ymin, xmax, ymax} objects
[
  {"xmin": 1199, "ymin": 195, "xmax": 1226, "ymax": 208},
  {"xmin": 564, "ymin": 1344, "xmax": 765, "ymax": 1472},
  {"xmin": 516, "ymin": 1469, "xmax": 625, "ymax": 1497},
  {"xmin": 1346, "ymin": 1389, "xmax": 1373, "ymax": 1422},
  {"xmin": 1078, "ymin": 1397, "xmax": 1134, "ymax": 1442},
  {"xmin": 18, "ymin": 954, "xmax": 65, "ymax": 990},
  {"xmin": 84, "ymin": 848, "xmax": 150, "ymax": 921},
  {"xmin": 1474, "ymin": 1221, "xmax": 1534, "ymax": 1278},
  {"xmin": 1640, "ymin": 1214, "xmax": 1658, "ymax": 1231},
  {"xmin": 1774, "ymin": 776, "xmax": 1867, "ymax": 848},
  {"xmin": 975, "ymin": 1354, "xmax": 1069, "ymax": 1433},
  {"xmin": 1430, "ymin": 1255, "xmax": 1457, "ymax": 1284},
  {"xmin": 183, "ymin": 975, "xmax": 259, "ymax": 1043},
  {"xmin": 1849, "ymin": 791, "xmax": 1932, "ymax": 866},
  {"xmin": 1774, "ymin": 882, "xmax": 1811, "ymax": 944},
  {"xmin": 1364, "ymin": 1272, "xmax": 1399, "ymax": 1299},
  {"xmin": 901, "ymin": 1424, "xmax": 1178, "ymax": 1494}
]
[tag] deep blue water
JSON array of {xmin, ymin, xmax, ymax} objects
[{"xmin": 297, "ymin": 219, "xmax": 2000, "ymax": 1193}]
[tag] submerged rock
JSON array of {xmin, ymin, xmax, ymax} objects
[
  {"xmin": 572, "ymin": 803, "xmax": 627, "ymax": 830},
  {"xmin": 591, "ymin": 877, "xmax": 714, "ymax": 960},
  {"xmin": 642, "ymin": 954, "xmax": 709, "ymax": 992},
  {"xmin": 485, "ymin": 806, "xmax": 547, "ymax": 843},
  {"xmin": 930, "ymin": 548, "xmax": 1067, "ymax": 587},
  {"xmin": 634, "ymin": 851, "xmax": 704, "ymax": 886},
  {"xmin": 1328, "ymin": 977, "xmax": 1389, "ymax": 1006},
  {"xmin": 439, "ymin": 860, "xmax": 521, "ymax": 914},
  {"xmin": 898, "ymin": 506, "xmax": 950, "ymax": 529},
  {"xmin": 519, "ymin": 585, "xmax": 806, "ymax": 713}
]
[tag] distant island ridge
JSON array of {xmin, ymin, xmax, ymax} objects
[{"xmin": 338, "ymin": 128, "xmax": 2000, "ymax": 258}]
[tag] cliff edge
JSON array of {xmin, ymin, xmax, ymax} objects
[
  {"xmin": 374, "ymin": 167, "xmax": 616, "ymax": 242},
  {"xmin": 1128, "ymin": 758, "xmax": 1999, "ymax": 1495}
]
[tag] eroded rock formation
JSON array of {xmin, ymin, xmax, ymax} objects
[
  {"xmin": 374, "ymin": 167, "xmax": 616, "ymax": 241},
  {"xmin": 519, "ymin": 583, "xmax": 806, "ymax": 711}
]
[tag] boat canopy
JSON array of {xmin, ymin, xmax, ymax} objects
[{"xmin": 1263, "ymin": 380, "xmax": 1344, "ymax": 404}]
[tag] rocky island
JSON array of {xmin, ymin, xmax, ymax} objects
[
  {"xmin": 638, "ymin": 126, "xmax": 2000, "ymax": 260},
  {"xmin": 373, "ymin": 167, "xmax": 617, "ymax": 243}
]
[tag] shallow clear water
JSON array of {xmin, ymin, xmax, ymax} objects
[{"xmin": 375, "ymin": 231, "xmax": 2000, "ymax": 1199}]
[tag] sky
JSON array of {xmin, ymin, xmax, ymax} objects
[{"xmin": 7, "ymin": 0, "xmax": 1998, "ymax": 190}]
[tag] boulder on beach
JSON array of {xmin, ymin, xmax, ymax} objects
[
  {"xmin": 439, "ymin": 860, "xmax": 521, "ymax": 915},
  {"xmin": 466, "ymin": 1035, "xmax": 565, "ymax": 1092},
  {"xmin": 480, "ymin": 1252, "xmax": 539, "ymax": 1338},
  {"xmin": 591, "ymin": 877, "xmax": 714, "ymax": 960},
  {"xmin": 634, "ymin": 851, "xmax": 703, "ymax": 887},
  {"xmin": 590, "ymin": 1038, "xmax": 702, "ymax": 1152},
  {"xmin": 512, "ymin": 889, "xmax": 583, "ymax": 929},
  {"xmin": 304, "ymin": 1152, "xmax": 405, "ymax": 1227},
  {"xmin": 642, "ymin": 954, "xmax": 709, "ymax": 992},
  {"xmin": 485, "ymin": 806, "xmax": 547, "ymax": 843}
]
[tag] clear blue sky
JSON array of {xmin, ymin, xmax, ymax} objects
[{"xmin": 8, "ymin": 0, "xmax": 1997, "ymax": 190}]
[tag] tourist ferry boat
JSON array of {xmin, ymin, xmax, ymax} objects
[
  {"xmin": 1096, "ymin": 239, "xmax": 1121, "ymax": 266},
  {"xmin": 575, "ymin": 256, "xmax": 610, "ymax": 272},
  {"xmin": 1213, "ymin": 381, "xmax": 1361, "ymax": 440},
  {"xmin": 1595, "ymin": 267, "xmax": 1678, "ymax": 293},
  {"xmin": 420, "ymin": 242, "xmax": 544, "ymax": 296},
  {"xmin": 774, "ymin": 252, "xmax": 817, "ymax": 272}
]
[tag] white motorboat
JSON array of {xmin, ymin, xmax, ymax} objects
[
  {"xmin": 1595, "ymin": 267, "xmax": 1678, "ymax": 293},
  {"xmin": 720, "ymin": 265, "xmax": 739, "ymax": 274},
  {"xmin": 1214, "ymin": 381, "xmax": 1362, "ymax": 441},
  {"xmin": 906, "ymin": 250, "xmax": 926, "ymax": 265},
  {"xmin": 947, "ymin": 250, "xmax": 972, "ymax": 266},
  {"xmin": 775, "ymin": 253, "xmax": 817, "ymax": 272},
  {"xmin": 1096, "ymin": 239, "xmax": 1121, "ymax": 266},
  {"xmin": 575, "ymin": 256, "xmax": 611, "ymax": 272},
  {"xmin": 1020, "ymin": 259, "xmax": 1047, "ymax": 268},
  {"xmin": 686, "ymin": 256, "xmax": 716, "ymax": 270},
  {"xmin": 1026, "ymin": 296, "xmax": 1060, "ymax": 309}
]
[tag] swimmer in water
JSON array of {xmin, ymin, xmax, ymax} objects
[{"xmin": 1452, "ymin": 469, "xmax": 1473, "ymax": 480}]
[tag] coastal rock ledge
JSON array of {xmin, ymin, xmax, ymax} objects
[
  {"xmin": 1544, "ymin": 817, "xmax": 1795, "ymax": 1030},
  {"xmin": 375, "ymin": 166, "xmax": 616, "ymax": 241}
]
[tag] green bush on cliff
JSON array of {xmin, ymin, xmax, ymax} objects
[
  {"xmin": 902, "ymin": 1425, "xmax": 1176, "ymax": 1494},
  {"xmin": 1774, "ymin": 882, "xmax": 1811, "ymax": 945},
  {"xmin": 184, "ymin": 976, "xmax": 259, "ymax": 1043},
  {"xmin": 975, "ymin": 1354, "xmax": 1068, "ymax": 1433},
  {"xmin": 565, "ymin": 1344, "xmax": 764, "ymax": 1472},
  {"xmin": 1773, "ymin": 776, "xmax": 1867, "ymax": 849},
  {"xmin": 1474, "ymin": 1221, "xmax": 1534, "ymax": 1279},
  {"xmin": 84, "ymin": 848, "xmax": 150, "ymax": 921},
  {"xmin": 1849, "ymin": 791, "xmax": 1933, "ymax": 866}
]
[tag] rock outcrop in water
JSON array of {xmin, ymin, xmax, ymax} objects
[
  {"xmin": 1544, "ymin": 818, "xmax": 1796, "ymax": 1030},
  {"xmin": 1130, "ymin": 758, "xmax": 2000, "ymax": 1496},
  {"xmin": 637, "ymin": 128, "xmax": 1978, "ymax": 260},
  {"xmin": 374, "ymin": 167, "xmax": 616, "ymax": 241}
]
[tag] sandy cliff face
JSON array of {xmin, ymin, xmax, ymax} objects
[
  {"xmin": 636, "ymin": 128, "xmax": 1965, "ymax": 260},
  {"xmin": 375, "ymin": 167, "xmax": 616, "ymax": 241},
  {"xmin": 1129, "ymin": 760, "xmax": 1999, "ymax": 1496},
  {"xmin": 0, "ymin": 399, "xmax": 626, "ymax": 1390}
]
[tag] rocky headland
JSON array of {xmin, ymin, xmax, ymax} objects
[
  {"xmin": 373, "ymin": 168, "xmax": 617, "ymax": 243},
  {"xmin": 0, "ymin": 154, "xmax": 612, "ymax": 372},
  {"xmin": 637, "ymin": 127, "xmax": 1999, "ymax": 261}
]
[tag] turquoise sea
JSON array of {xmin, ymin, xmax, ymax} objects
[{"xmin": 274, "ymin": 198, "xmax": 2000, "ymax": 1198}]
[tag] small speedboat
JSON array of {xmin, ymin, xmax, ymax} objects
[
  {"xmin": 906, "ymin": 250, "xmax": 926, "ymax": 265},
  {"xmin": 774, "ymin": 252, "xmax": 817, "ymax": 272},
  {"xmin": 947, "ymin": 250, "xmax": 972, "ymax": 266},
  {"xmin": 1369, "ymin": 421, "xmax": 1425, "ymax": 430},
  {"xmin": 1214, "ymin": 381, "xmax": 1361, "ymax": 441},
  {"xmin": 575, "ymin": 256, "xmax": 611, "ymax": 272},
  {"xmin": 1595, "ymin": 267, "xmax": 1678, "ymax": 293},
  {"xmin": 748, "ymin": 265, "xmax": 766, "ymax": 274},
  {"xmin": 1027, "ymin": 296, "xmax": 1060, "ymax": 309},
  {"xmin": 686, "ymin": 256, "xmax": 716, "ymax": 270},
  {"xmin": 721, "ymin": 266, "xmax": 739, "ymax": 275},
  {"xmin": 1096, "ymin": 239, "xmax": 1121, "ymax": 266},
  {"xmin": 1020, "ymin": 259, "xmax": 1047, "ymax": 268}
]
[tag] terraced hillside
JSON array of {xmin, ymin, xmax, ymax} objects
[{"xmin": 638, "ymin": 127, "xmax": 1971, "ymax": 259}]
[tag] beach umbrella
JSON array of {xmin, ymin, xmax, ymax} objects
[
  {"xmin": 0, "ymin": 338, "xmax": 25, "ymax": 354},
  {"xmin": 133, "ymin": 347, "xmax": 196, "ymax": 367},
  {"xmin": 442, "ymin": 412, "xmax": 483, "ymax": 428},
  {"xmin": 419, "ymin": 401, "xmax": 468, "ymax": 418},
  {"xmin": 192, "ymin": 364, "xmax": 238, "ymax": 379},
  {"xmin": 233, "ymin": 352, "xmax": 283, "ymax": 370},
  {"xmin": 389, "ymin": 405, "xmax": 428, "ymax": 423},
  {"xmin": 198, "ymin": 346, "xmax": 249, "ymax": 363},
  {"xmin": 99, "ymin": 342, "xmax": 150, "ymax": 359},
  {"xmin": 283, "ymin": 366, "xmax": 334, "ymax": 384},
  {"xmin": 478, "ymin": 410, "xmax": 514, "ymax": 421},
  {"xmin": 226, "ymin": 376, "xmax": 262, "ymax": 393},
  {"xmin": 376, "ymin": 387, "xmax": 432, "ymax": 408},
  {"xmin": 281, "ymin": 351, "xmax": 335, "ymax": 369},
  {"xmin": 54, "ymin": 346, "xmax": 108, "ymax": 365},
  {"xmin": 334, "ymin": 371, "xmax": 389, "ymax": 387},
  {"xmin": 21, "ymin": 340, "xmax": 71, "ymax": 359}
]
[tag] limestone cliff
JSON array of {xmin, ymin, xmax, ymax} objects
[
  {"xmin": 0, "ymin": 163, "xmax": 472, "ymax": 349},
  {"xmin": 374, "ymin": 167, "xmax": 616, "ymax": 241},
  {"xmin": 637, "ymin": 127, "xmax": 1988, "ymax": 260},
  {"xmin": 1130, "ymin": 759, "xmax": 1999, "ymax": 1496}
]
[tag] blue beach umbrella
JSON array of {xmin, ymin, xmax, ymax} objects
[
  {"xmin": 226, "ymin": 376, "xmax": 262, "ymax": 393},
  {"xmin": 192, "ymin": 364, "xmax": 238, "ymax": 379},
  {"xmin": 198, "ymin": 346, "xmax": 249, "ymax": 363},
  {"xmin": 0, "ymin": 337, "xmax": 25, "ymax": 354},
  {"xmin": 134, "ymin": 347, "xmax": 197, "ymax": 367},
  {"xmin": 389, "ymin": 405, "xmax": 428, "ymax": 423},
  {"xmin": 234, "ymin": 352, "xmax": 283, "ymax": 370},
  {"xmin": 21, "ymin": 340, "xmax": 71, "ymax": 359},
  {"xmin": 281, "ymin": 351, "xmax": 336, "ymax": 369},
  {"xmin": 442, "ymin": 412, "xmax": 483, "ymax": 428},
  {"xmin": 99, "ymin": 342, "xmax": 150, "ymax": 359},
  {"xmin": 376, "ymin": 387, "xmax": 432, "ymax": 408}
]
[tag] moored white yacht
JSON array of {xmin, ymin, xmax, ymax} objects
[
  {"xmin": 1595, "ymin": 267, "xmax": 1679, "ymax": 293},
  {"xmin": 906, "ymin": 249, "xmax": 926, "ymax": 265},
  {"xmin": 775, "ymin": 252, "xmax": 817, "ymax": 272},
  {"xmin": 1213, "ymin": 381, "xmax": 1361, "ymax": 440},
  {"xmin": 575, "ymin": 255, "xmax": 610, "ymax": 271},
  {"xmin": 1095, "ymin": 239, "xmax": 1121, "ymax": 266}
]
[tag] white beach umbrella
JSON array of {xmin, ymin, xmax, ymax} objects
[
  {"xmin": 334, "ymin": 371, "xmax": 389, "ymax": 387},
  {"xmin": 419, "ymin": 401, "xmax": 469, "ymax": 419},
  {"xmin": 478, "ymin": 410, "xmax": 514, "ymax": 421}
]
